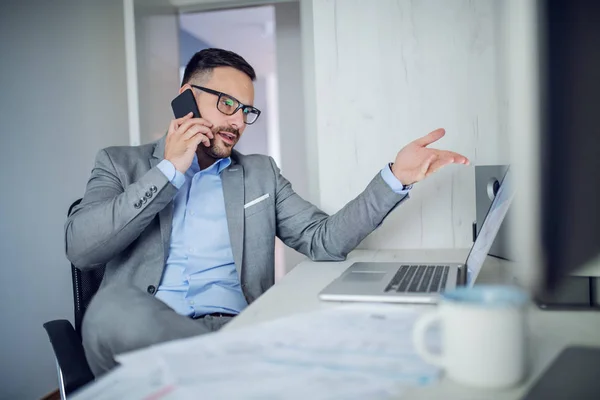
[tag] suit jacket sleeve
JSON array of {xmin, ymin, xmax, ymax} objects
[
  {"xmin": 271, "ymin": 157, "xmax": 408, "ymax": 261},
  {"xmin": 65, "ymin": 149, "xmax": 177, "ymax": 269}
]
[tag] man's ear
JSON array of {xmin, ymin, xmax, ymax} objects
[{"xmin": 179, "ymin": 83, "xmax": 192, "ymax": 95}]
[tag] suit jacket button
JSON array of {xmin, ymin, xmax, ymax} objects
[
  {"xmin": 145, "ymin": 190, "xmax": 153, "ymax": 198},
  {"xmin": 141, "ymin": 197, "xmax": 147, "ymax": 204},
  {"xmin": 134, "ymin": 200, "xmax": 142, "ymax": 209},
  {"xmin": 147, "ymin": 285, "xmax": 156, "ymax": 294},
  {"xmin": 150, "ymin": 185, "xmax": 158, "ymax": 193}
]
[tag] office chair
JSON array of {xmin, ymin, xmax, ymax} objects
[{"xmin": 43, "ymin": 198, "xmax": 105, "ymax": 399}]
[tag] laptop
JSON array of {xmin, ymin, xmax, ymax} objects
[{"xmin": 319, "ymin": 167, "xmax": 515, "ymax": 304}]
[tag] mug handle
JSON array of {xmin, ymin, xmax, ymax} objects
[{"xmin": 413, "ymin": 311, "xmax": 445, "ymax": 367}]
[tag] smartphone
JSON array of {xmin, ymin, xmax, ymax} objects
[{"xmin": 171, "ymin": 89, "xmax": 201, "ymax": 119}]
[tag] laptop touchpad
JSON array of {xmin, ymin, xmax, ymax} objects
[{"xmin": 343, "ymin": 271, "xmax": 387, "ymax": 282}]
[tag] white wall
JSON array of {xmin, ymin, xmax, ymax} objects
[
  {"xmin": 307, "ymin": 0, "xmax": 508, "ymax": 250},
  {"xmin": 135, "ymin": 1, "xmax": 181, "ymax": 144},
  {"xmin": 0, "ymin": 1, "xmax": 129, "ymax": 399},
  {"xmin": 274, "ymin": 1, "xmax": 309, "ymax": 272},
  {"xmin": 179, "ymin": 6, "xmax": 277, "ymax": 77}
]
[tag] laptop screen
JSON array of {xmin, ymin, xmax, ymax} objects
[{"xmin": 465, "ymin": 167, "xmax": 515, "ymax": 284}]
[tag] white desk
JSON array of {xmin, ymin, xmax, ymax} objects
[{"xmin": 225, "ymin": 249, "xmax": 600, "ymax": 400}]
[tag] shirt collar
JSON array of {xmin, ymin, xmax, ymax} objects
[{"xmin": 189, "ymin": 155, "xmax": 232, "ymax": 176}]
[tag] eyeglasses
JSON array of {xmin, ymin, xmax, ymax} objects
[{"xmin": 191, "ymin": 85, "xmax": 261, "ymax": 125}]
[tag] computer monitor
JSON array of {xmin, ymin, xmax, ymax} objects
[
  {"xmin": 466, "ymin": 168, "xmax": 514, "ymax": 284},
  {"xmin": 538, "ymin": 0, "xmax": 600, "ymax": 291},
  {"xmin": 506, "ymin": 0, "xmax": 600, "ymax": 295}
]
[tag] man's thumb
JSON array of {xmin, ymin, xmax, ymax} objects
[{"xmin": 414, "ymin": 128, "xmax": 445, "ymax": 147}]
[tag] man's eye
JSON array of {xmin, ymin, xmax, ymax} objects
[{"xmin": 222, "ymin": 99, "xmax": 235, "ymax": 107}]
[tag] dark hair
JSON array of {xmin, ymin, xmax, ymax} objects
[{"xmin": 181, "ymin": 48, "xmax": 256, "ymax": 86}]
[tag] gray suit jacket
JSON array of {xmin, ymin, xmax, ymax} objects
[{"xmin": 65, "ymin": 135, "xmax": 407, "ymax": 303}]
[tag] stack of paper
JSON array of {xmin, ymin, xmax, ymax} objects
[{"xmin": 73, "ymin": 305, "xmax": 440, "ymax": 399}]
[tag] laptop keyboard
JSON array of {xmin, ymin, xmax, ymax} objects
[{"xmin": 384, "ymin": 265, "xmax": 450, "ymax": 293}]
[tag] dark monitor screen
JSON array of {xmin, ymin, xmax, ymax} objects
[{"xmin": 539, "ymin": 0, "xmax": 600, "ymax": 290}]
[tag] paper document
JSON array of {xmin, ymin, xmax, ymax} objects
[{"xmin": 73, "ymin": 305, "xmax": 440, "ymax": 400}]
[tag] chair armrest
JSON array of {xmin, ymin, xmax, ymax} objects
[{"xmin": 43, "ymin": 319, "xmax": 95, "ymax": 395}]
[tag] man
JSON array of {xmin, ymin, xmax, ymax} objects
[{"xmin": 66, "ymin": 48, "xmax": 469, "ymax": 376}]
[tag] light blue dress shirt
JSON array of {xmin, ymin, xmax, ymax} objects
[
  {"xmin": 155, "ymin": 157, "xmax": 409, "ymax": 317},
  {"xmin": 380, "ymin": 163, "xmax": 412, "ymax": 195},
  {"xmin": 155, "ymin": 156, "xmax": 248, "ymax": 317}
]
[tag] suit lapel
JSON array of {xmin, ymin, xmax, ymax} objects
[
  {"xmin": 151, "ymin": 135, "xmax": 173, "ymax": 263},
  {"xmin": 221, "ymin": 160, "xmax": 245, "ymax": 279}
]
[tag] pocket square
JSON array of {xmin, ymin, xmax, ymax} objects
[{"xmin": 244, "ymin": 193, "xmax": 270, "ymax": 209}]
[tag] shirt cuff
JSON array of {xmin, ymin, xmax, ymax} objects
[
  {"xmin": 380, "ymin": 163, "xmax": 412, "ymax": 195},
  {"xmin": 157, "ymin": 159, "xmax": 185, "ymax": 189}
]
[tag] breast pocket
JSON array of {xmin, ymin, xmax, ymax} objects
[{"xmin": 244, "ymin": 193, "xmax": 273, "ymax": 217}]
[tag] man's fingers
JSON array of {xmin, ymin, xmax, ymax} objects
[
  {"xmin": 176, "ymin": 112, "xmax": 194, "ymax": 124},
  {"xmin": 168, "ymin": 112, "xmax": 194, "ymax": 135},
  {"xmin": 175, "ymin": 118, "xmax": 199, "ymax": 136},
  {"xmin": 190, "ymin": 133, "xmax": 211, "ymax": 148},
  {"xmin": 183, "ymin": 124, "xmax": 213, "ymax": 140},
  {"xmin": 167, "ymin": 119, "xmax": 178, "ymax": 136},
  {"xmin": 175, "ymin": 118, "xmax": 213, "ymax": 136},
  {"xmin": 427, "ymin": 158, "xmax": 453, "ymax": 176},
  {"xmin": 420, "ymin": 153, "xmax": 438, "ymax": 175},
  {"xmin": 414, "ymin": 128, "xmax": 445, "ymax": 147},
  {"xmin": 168, "ymin": 113, "xmax": 192, "ymax": 135},
  {"xmin": 424, "ymin": 150, "xmax": 471, "ymax": 176},
  {"xmin": 439, "ymin": 150, "xmax": 470, "ymax": 165}
]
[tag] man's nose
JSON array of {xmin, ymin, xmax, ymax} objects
[{"xmin": 227, "ymin": 109, "xmax": 245, "ymax": 129}]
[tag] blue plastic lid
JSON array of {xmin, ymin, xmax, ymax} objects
[{"xmin": 441, "ymin": 285, "xmax": 528, "ymax": 307}]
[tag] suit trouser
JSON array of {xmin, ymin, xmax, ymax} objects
[{"xmin": 81, "ymin": 282, "xmax": 233, "ymax": 377}]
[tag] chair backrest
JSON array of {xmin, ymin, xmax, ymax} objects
[{"xmin": 68, "ymin": 199, "xmax": 105, "ymax": 335}]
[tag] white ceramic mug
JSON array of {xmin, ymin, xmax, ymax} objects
[{"xmin": 412, "ymin": 285, "xmax": 529, "ymax": 389}]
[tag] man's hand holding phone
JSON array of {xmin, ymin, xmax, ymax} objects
[{"xmin": 164, "ymin": 112, "xmax": 214, "ymax": 173}]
